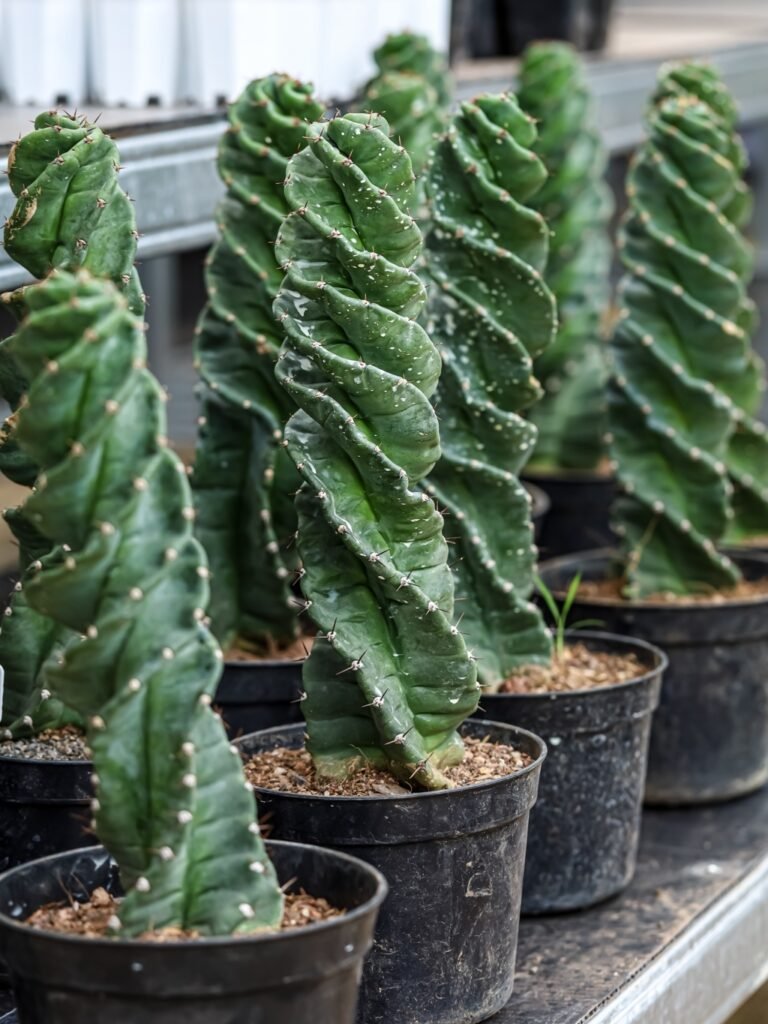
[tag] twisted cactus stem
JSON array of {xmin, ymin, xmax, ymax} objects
[
  {"xmin": 654, "ymin": 62, "xmax": 768, "ymax": 544},
  {"xmin": 11, "ymin": 270, "xmax": 282, "ymax": 935},
  {"xmin": 518, "ymin": 42, "xmax": 614, "ymax": 471},
  {"xmin": 362, "ymin": 32, "xmax": 452, "ymax": 207},
  {"xmin": 192, "ymin": 75, "xmax": 325, "ymax": 652},
  {"xmin": 609, "ymin": 94, "xmax": 758, "ymax": 595},
  {"xmin": 0, "ymin": 112, "xmax": 144, "ymax": 739},
  {"xmin": 274, "ymin": 113, "xmax": 478, "ymax": 790},
  {"xmin": 423, "ymin": 94, "xmax": 556, "ymax": 689}
]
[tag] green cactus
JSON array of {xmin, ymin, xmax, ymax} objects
[
  {"xmin": 609, "ymin": 93, "xmax": 758, "ymax": 596},
  {"xmin": 518, "ymin": 42, "xmax": 614, "ymax": 471},
  {"xmin": 654, "ymin": 62, "xmax": 768, "ymax": 545},
  {"xmin": 0, "ymin": 112, "xmax": 144, "ymax": 740},
  {"xmin": 274, "ymin": 113, "xmax": 478, "ymax": 790},
  {"xmin": 192, "ymin": 75, "xmax": 325, "ymax": 653},
  {"xmin": 362, "ymin": 32, "xmax": 452, "ymax": 196},
  {"xmin": 422, "ymin": 93, "xmax": 556, "ymax": 689},
  {"xmin": 11, "ymin": 270, "xmax": 282, "ymax": 935}
]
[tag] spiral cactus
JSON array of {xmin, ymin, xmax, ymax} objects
[
  {"xmin": 1, "ymin": 110, "xmax": 143, "ymax": 485},
  {"xmin": 609, "ymin": 94, "xmax": 759, "ymax": 595},
  {"xmin": 654, "ymin": 62, "xmax": 768, "ymax": 544},
  {"xmin": 193, "ymin": 75, "xmax": 325, "ymax": 652},
  {"xmin": 274, "ymin": 113, "xmax": 478, "ymax": 790},
  {"xmin": 0, "ymin": 112, "xmax": 144, "ymax": 740},
  {"xmin": 362, "ymin": 32, "xmax": 452, "ymax": 194},
  {"xmin": 11, "ymin": 270, "xmax": 282, "ymax": 935},
  {"xmin": 423, "ymin": 94, "xmax": 556, "ymax": 688},
  {"xmin": 518, "ymin": 42, "xmax": 613, "ymax": 471}
]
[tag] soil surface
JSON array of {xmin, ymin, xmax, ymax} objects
[
  {"xmin": 499, "ymin": 642, "xmax": 645, "ymax": 694},
  {"xmin": 244, "ymin": 736, "xmax": 531, "ymax": 797},
  {"xmin": 226, "ymin": 633, "xmax": 314, "ymax": 663},
  {"xmin": 26, "ymin": 886, "xmax": 340, "ymax": 939},
  {"xmin": 0, "ymin": 725, "xmax": 88, "ymax": 762},
  {"xmin": 579, "ymin": 575, "xmax": 768, "ymax": 605}
]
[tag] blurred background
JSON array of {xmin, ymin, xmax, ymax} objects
[{"xmin": 0, "ymin": 3, "xmax": 766, "ymax": 1021}]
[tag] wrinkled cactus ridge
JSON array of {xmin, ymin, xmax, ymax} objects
[
  {"xmin": 11, "ymin": 271, "xmax": 282, "ymax": 935},
  {"xmin": 363, "ymin": 32, "xmax": 452, "ymax": 189},
  {"xmin": 519, "ymin": 43, "xmax": 613, "ymax": 471},
  {"xmin": 655, "ymin": 62, "xmax": 768, "ymax": 544},
  {"xmin": 0, "ymin": 112, "xmax": 143, "ymax": 740},
  {"xmin": 423, "ymin": 93, "xmax": 556, "ymax": 688},
  {"xmin": 274, "ymin": 113, "xmax": 478, "ymax": 789},
  {"xmin": 193, "ymin": 75, "xmax": 325, "ymax": 652},
  {"xmin": 609, "ymin": 94, "xmax": 757, "ymax": 595}
]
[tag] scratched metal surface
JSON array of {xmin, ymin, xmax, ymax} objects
[{"xmin": 1, "ymin": 790, "xmax": 767, "ymax": 1023}]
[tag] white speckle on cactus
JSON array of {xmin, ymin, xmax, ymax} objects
[{"xmin": 135, "ymin": 877, "xmax": 151, "ymax": 893}]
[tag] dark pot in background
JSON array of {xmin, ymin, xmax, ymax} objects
[
  {"xmin": 478, "ymin": 631, "xmax": 665, "ymax": 913},
  {"xmin": 0, "ymin": 755, "xmax": 93, "ymax": 874},
  {"xmin": 215, "ymin": 657, "xmax": 304, "ymax": 739},
  {"xmin": 525, "ymin": 481, "xmax": 551, "ymax": 543},
  {"xmin": 238, "ymin": 719, "xmax": 545, "ymax": 1024},
  {"xmin": 539, "ymin": 550, "xmax": 768, "ymax": 805},
  {"xmin": 524, "ymin": 468, "xmax": 616, "ymax": 559},
  {"xmin": 0, "ymin": 841, "xmax": 386, "ymax": 1024}
]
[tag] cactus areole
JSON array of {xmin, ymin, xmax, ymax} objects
[
  {"xmin": 609, "ymin": 93, "xmax": 757, "ymax": 596},
  {"xmin": 9, "ymin": 270, "xmax": 283, "ymax": 936},
  {"xmin": 193, "ymin": 75, "xmax": 325, "ymax": 654},
  {"xmin": 274, "ymin": 114, "xmax": 479, "ymax": 790},
  {"xmin": 423, "ymin": 93, "xmax": 557, "ymax": 690}
]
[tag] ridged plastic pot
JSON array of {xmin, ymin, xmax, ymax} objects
[
  {"xmin": 0, "ymin": 841, "xmax": 386, "ymax": 1024},
  {"xmin": 524, "ymin": 469, "xmax": 616, "ymax": 558},
  {"xmin": 215, "ymin": 657, "xmax": 305, "ymax": 738},
  {"xmin": 237, "ymin": 719, "xmax": 545, "ymax": 1024},
  {"xmin": 539, "ymin": 550, "xmax": 768, "ymax": 805},
  {"xmin": 0, "ymin": 755, "xmax": 93, "ymax": 874},
  {"xmin": 525, "ymin": 481, "xmax": 551, "ymax": 542},
  {"xmin": 478, "ymin": 631, "xmax": 665, "ymax": 913}
]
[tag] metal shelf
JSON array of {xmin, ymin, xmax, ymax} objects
[{"xmin": 0, "ymin": 40, "xmax": 767, "ymax": 294}]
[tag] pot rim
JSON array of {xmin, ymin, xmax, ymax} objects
[
  {"xmin": 238, "ymin": 719, "xmax": 547, "ymax": 804},
  {"xmin": 523, "ymin": 467, "xmax": 615, "ymax": 485},
  {"xmin": 224, "ymin": 656, "xmax": 306, "ymax": 670},
  {"xmin": 540, "ymin": 546, "xmax": 768, "ymax": 611},
  {"xmin": 0, "ymin": 749, "xmax": 91, "ymax": 769},
  {"xmin": 0, "ymin": 839, "xmax": 387, "ymax": 951},
  {"xmin": 482, "ymin": 628, "xmax": 668, "ymax": 701}
]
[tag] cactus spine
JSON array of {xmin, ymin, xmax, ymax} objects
[
  {"xmin": 13, "ymin": 271, "xmax": 282, "ymax": 935},
  {"xmin": 0, "ymin": 112, "xmax": 143, "ymax": 740},
  {"xmin": 654, "ymin": 62, "xmax": 768, "ymax": 544},
  {"xmin": 274, "ymin": 114, "xmax": 478, "ymax": 789},
  {"xmin": 193, "ymin": 75, "xmax": 325, "ymax": 652},
  {"xmin": 519, "ymin": 43, "xmax": 614, "ymax": 471},
  {"xmin": 609, "ymin": 93, "xmax": 757, "ymax": 595},
  {"xmin": 423, "ymin": 94, "xmax": 556, "ymax": 688}
]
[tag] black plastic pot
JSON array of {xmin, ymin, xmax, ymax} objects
[
  {"xmin": 478, "ymin": 631, "xmax": 664, "ymax": 913},
  {"xmin": 525, "ymin": 481, "xmax": 551, "ymax": 542},
  {"xmin": 0, "ymin": 840, "xmax": 386, "ymax": 1024},
  {"xmin": 524, "ymin": 469, "xmax": 616, "ymax": 558},
  {"xmin": 215, "ymin": 657, "xmax": 305, "ymax": 739},
  {"xmin": 238, "ymin": 719, "xmax": 545, "ymax": 1024},
  {"xmin": 0, "ymin": 754, "xmax": 93, "ymax": 874},
  {"xmin": 539, "ymin": 550, "xmax": 768, "ymax": 805}
]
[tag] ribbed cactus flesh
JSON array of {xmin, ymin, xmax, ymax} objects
[
  {"xmin": 423, "ymin": 94, "xmax": 556, "ymax": 688},
  {"xmin": 274, "ymin": 114, "xmax": 478, "ymax": 789},
  {"xmin": 519, "ymin": 43, "xmax": 613, "ymax": 471},
  {"xmin": 0, "ymin": 112, "xmax": 144, "ymax": 739},
  {"xmin": 363, "ymin": 32, "xmax": 451, "ymax": 194},
  {"xmin": 609, "ymin": 94, "xmax": 758, "ymax": 595},
  {"xmin": 654, "ymin": 62, "xmax": 768, "ymax": 544},
  {"xmin": 193, "ymin": 75, "xmax": 325, "ymax": 652},
  {"xmin": 12, "ymin": 271, "xmax": 282, "ymax": 935}
]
